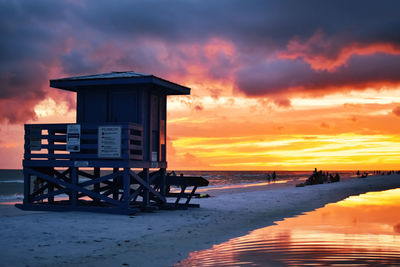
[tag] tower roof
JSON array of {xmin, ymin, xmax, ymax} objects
[{"xmin": 50, "ymin": 71, "xmax": 190, "ymax": 95}]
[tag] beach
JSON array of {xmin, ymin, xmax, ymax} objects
[{"xmin": 1, "ymin": 174, "xmax": 399, "ymax": 267}]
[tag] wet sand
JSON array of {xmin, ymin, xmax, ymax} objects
[{"xmin": 1, "ymin": 174, "xmax": 399, "ymax": 267}]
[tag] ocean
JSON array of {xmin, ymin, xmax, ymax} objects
[{"xmin": 0, "ymin": 169, "xmax": 360, "ymax": 203}]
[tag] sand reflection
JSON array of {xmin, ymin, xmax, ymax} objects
[{"xmin": 178, "ymin": 188, "xmax": 400, "ymax": 266}]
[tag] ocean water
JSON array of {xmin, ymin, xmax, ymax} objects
[
  {"xmin": 177, "ymin": 188, "xmax": 400, "ymax": 266},
  {"xmin": 0, "ymin": 170, "xmax": 24, "ymax": 202},
  {"xmin": 0, "ymin": 169, "xmax": 362, "ymax": 202}
]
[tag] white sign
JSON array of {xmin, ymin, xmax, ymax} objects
[
  {"xmin": 29, "ymin": 126, "xmax": 42, "ymax": 151},
  {"xmin": 98, "ymin": 126, "xmax": 121, "ymax": 158},
  {"xmin": 67, "ymin": 124, "xmax": 81, "ymax": 152}
]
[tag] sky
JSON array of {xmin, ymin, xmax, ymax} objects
[{"xmin": 1, "ymin": 0, "xmax": 400, "ymax": 170}]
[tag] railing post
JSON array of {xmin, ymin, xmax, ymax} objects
[
  {"xmin": 48, "ymin": 128, "xmax": 55, "ymax": 203},
  {"xmin": 24, "ymin": 125, "xmax": 31, "ymax": 160},
  {"xmin": 48, "ymin": 128, "xmax": 55, "ymax": 160},
  {"xmin": 47, "ymin": 128, "xmax": 55, "ymax": 204}
]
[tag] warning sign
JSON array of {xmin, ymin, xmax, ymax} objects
[
  {"xmin": 67, "ymin": 124, "xmax": 81, "ymax": 152},
  {"xmin": 98, "ymin": 126, "xmax": 121, "ymax": 158}
]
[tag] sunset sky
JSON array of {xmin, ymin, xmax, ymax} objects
[{"xmin": 1, "ymin": 0, "xmax": 400, "ymax": 170}]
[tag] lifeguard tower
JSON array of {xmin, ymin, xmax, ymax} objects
[{"xmin": 16, "ymin": 72, "xmax": 208, "ymax": 214}]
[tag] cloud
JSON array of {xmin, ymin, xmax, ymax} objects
[
  {"xmin": 1, "ymin": 0, "xmax": 400, "ymax": 122},
  {"xmin": 393, "ymin": 106, "xmax": 400, "ymax": 117},
  {"xmin": 348, "ymin": 116, "xmax": 358, "ymax": 122},
  {"xmin": 235, "ymin": 53, "xmax": 400, "ymax": 96},
  {"xmin": 278, "ymin": 31, "xmax": 400, "ymax": 72},
  {"xmin": 0, "ymin": 1, "xmax": 73, "ymax": 123},
  {"xmin": 194, "ymin": 104, "xmax": 204, "ymax": 112},
  {"xmin": 320, "ymin": 122, "xmax": 330, "ymax": 129},
  {"xmin": 273, "ymin": 98, "xmax": 291, "ymax": 108}
]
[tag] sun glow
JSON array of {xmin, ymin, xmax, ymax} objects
[
  {"xmin": 291, "ymin": 87, "xmax": 400, "ymax": 108},
  {"xmin": 32, "ymin": 97, "xmax": 75, "ymax": 123},
  {"xmin": 169, "ymin": 134, "xmax": 400, "ymax": 170},
  {"xmin": 34, "ymin": 98, "xmax": 69, "ymax": 118}
]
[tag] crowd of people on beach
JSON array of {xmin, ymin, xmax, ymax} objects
[
  {"xmin": 356, "ymin": 170, "xmax": 400, "ymax": 178},
  {"xmin": 266, "ymin": 169, "xmax": 400, "ymax": 188},
  {"xmin": 296, "ymin": 168, "xmax": 340, "ymax": 187},
  {"xmin": 297, "ymin": 169, "xmax": 400, "ymax": 187},
  {"xmin": 370, "ymin": 170, "xmax": 400, "ymax": 176}
]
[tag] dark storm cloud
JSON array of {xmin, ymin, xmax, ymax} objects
[
  {"xmin": 0, "ymin": 0, "xmax": 72, "ymax": 122},
  {"xmin": 1, "ymin": 0, "xmax": 400, "ymax": 122},
  {"xmin": 78, "ymin": 0, "xmax": 400, "ymax": 50},
  {"xmin": 236, "ymin": 54, "xmax": 400, "ymax": 96}
]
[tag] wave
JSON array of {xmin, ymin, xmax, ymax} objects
[
  {"xmin": 0, "ymin": 194, "xmax": 24, "ymax": 201},
  {"xmin": 0, "ymin": 180, "xmax": 24, "ymax": 184}
]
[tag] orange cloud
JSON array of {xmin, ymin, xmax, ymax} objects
[{"xmin": 393, "ymin": 106, "xmax": 400, "ymax": 117}]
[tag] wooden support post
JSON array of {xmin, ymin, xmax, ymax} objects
[
  {"xmin": 160, "ymin": 168, "xmax": 166, "ymax": 198},
  {"xmin": 123, "ymin": 168, "xmax": 130, "ymax": 208},
  {"xmin": 94, "ymin": 167, "xmax": 100, "ymax": 205},
  {"xmin": 71, "ymin": 167, "xmax": 78, "ymax": 207},
  {"xmin": 142, "ymin": 168, "xmax": 150, "ymax": 209},
  {"xmin": 113, "ymin": 167, "xmax": 119, "ymax": 200},
  {"xmin": 48, "ymin": 167, "xmax": 54, "ymax": 204},
  {"xmin": 23, "ymin": 169, "xmax": 31, "ymax": 205},
  {"xmin": 186, "ymin": 186, "xmax": 198, "ymax": 205},
  {"xmin": 47, "ymin": 130, "xmax": 55, "ymax": 204}
]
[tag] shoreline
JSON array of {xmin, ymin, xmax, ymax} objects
[{"xmin": 1, "ymin": 174, "xmax": 399, "ymax": 267}]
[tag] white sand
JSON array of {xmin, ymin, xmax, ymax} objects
[{"xmin": 1, "ymin": 174, "xmax": 399, "ymax": 267}]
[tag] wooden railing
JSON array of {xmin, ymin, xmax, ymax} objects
[{"xmin": 24, "ymin": 123, "xmax": 143, "ymax": 163}]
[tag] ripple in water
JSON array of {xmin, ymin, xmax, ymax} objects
[{"xmin": 177, "ymin": 188, "xmax": 400, "ymax": 266}]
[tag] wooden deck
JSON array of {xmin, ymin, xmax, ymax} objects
[{"xmin": 18, "ymin": 123, "xmax": 208, "ymax": 215}]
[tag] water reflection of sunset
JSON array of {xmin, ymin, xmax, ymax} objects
[
  {"xmin": 179, "ymin": 188, "xmax": 400, "ymax": 266},
  {"xmin": 338, "ymin": 188, "xmax": 400, "ymax": 208}
]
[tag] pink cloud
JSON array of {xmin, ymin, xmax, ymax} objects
[
  {"xmin": 278, "ymin": 31, "xmax": 400, "ymax": 72},
  {"xmin": 273, "ymin": 98, "xmax": 291, "ymax": 108}
]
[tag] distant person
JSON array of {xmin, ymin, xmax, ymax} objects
[
  {"xmin": 317, "ymin": 170, "xmax": 324, "ymax": 184},
  {"xmin": 272, "ymin": 171, "xmax": 276, "ymax": 182},
  {"xmin": 267, "ymin": 173, "xmax": 271, "ymax": 183},
  {"xmin": 357, "ymin": 170, "xmax": 360, "ymax": 176},
  {"xmin": 322, "ymin": 172, "xmax": 328, "ymax": 183},
  {"xmin": 334, "ymin": 173, "xmax": 340, "ymax": 182}
]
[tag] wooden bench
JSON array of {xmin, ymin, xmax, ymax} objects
[{"xmin": 164, "ymin": 174, "xmax": 209, "ymax": 209}]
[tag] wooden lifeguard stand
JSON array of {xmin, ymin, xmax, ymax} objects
[{"xmin": 16, "ymin": 72, "xmax": 208, "ymax": 214}]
